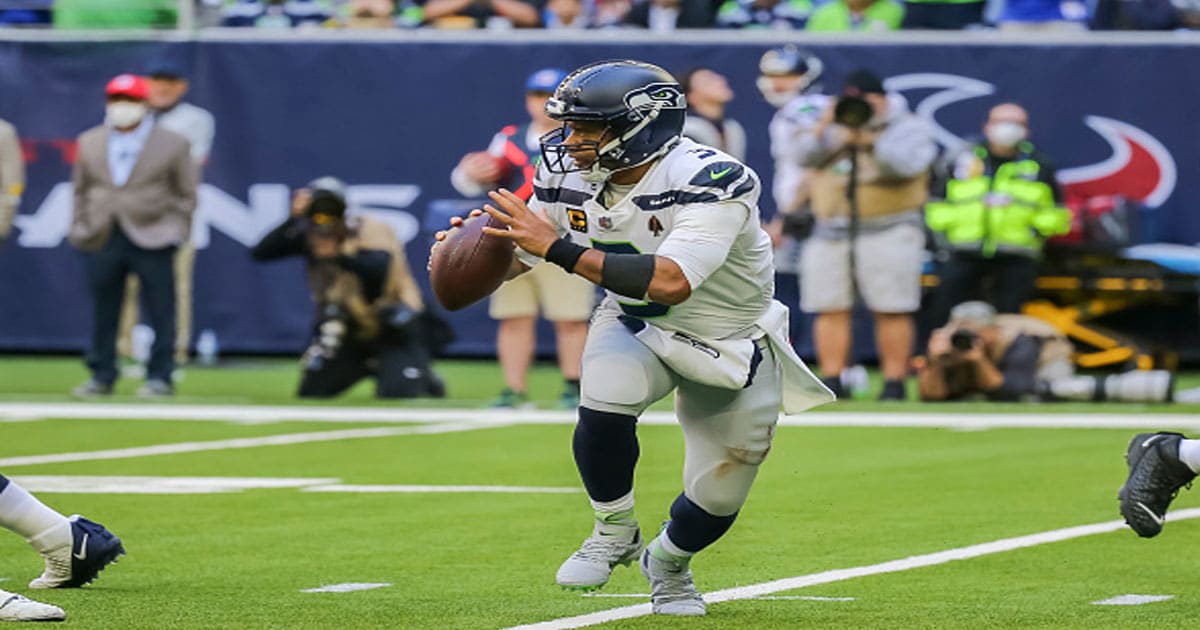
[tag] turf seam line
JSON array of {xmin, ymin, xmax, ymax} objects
[{"xmin": 503, "ymin": 507, "xmax": 1200, "ymax": 629}]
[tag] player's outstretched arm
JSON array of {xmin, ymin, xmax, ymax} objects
[{"xmin": 482, "ymin": 188, "xmax": 691, "ymax": 304}]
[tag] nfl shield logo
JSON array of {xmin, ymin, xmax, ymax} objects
[{"xmin": 598, "ymin": 216, "xmax": 613, "ymax": 230}]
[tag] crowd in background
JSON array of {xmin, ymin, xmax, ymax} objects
[{"xmin": 0, "ymin": 0, "xmax": 1199, "ymax": 31}]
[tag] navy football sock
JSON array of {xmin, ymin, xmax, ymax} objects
[
  {"xmin": 665, "ymin": 493, "xmax": 738, "ymax": 553},
  {"xmin": 573, "ymin": 406, "xmax": 639, "ymax": 502},
  {"xmin": 0, "ymin": 474, "xmax": 7, "ymax": 493}
]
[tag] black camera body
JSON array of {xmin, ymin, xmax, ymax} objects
[
  {"xmin": 834, "ymin": 95, "xmax": 874, "ymax": 129},
  {"xmin": 950, "ymin": 328, "xmax": 978, "ymax": 352}
]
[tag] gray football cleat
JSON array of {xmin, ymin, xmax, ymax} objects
[
  {"xmin": 0, "ymin": 589, "xmax": 65, "ymax": 622},
  {"xmin": 555, "ymin": 528, "xmax": 642, "ymax": 590},
  {"xmin": 639, "ymin": 548, "xmax": 706, "ymax": 616},
  {"xmin": 1119, "ymin": 432, "xmax": 1196, "ymax": 538}
]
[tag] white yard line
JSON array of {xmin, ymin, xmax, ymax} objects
[
  {"xmin": 303, "ymin": 484, "xmax": 580, "ymax": 494},
  {"xmin": 3, "ymin": 402, "xmax": 1200, "ymax": 430},
  {"xmin": 503, "ymin": 508, "xmax": 1200, "ymax": 630},
  {"xmin": 0, "ymin": 422, "xmax": 504, "ymax": 467},
  {"xmin": 300, "ymin": 583, "xmax": 391, "ymax": 593},
  {"xmin": 1092, "ymin": 594, "xmax": 1175, "ymax": 606}
]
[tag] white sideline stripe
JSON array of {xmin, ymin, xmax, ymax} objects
[
  {"xmin": 303, "ymin": 484, "xmax": 581, "ymax": 494},
  {"xmin": 8, "ymin": 475, "xmax": 341, "ymax": 494},
  {"xmin": 0, "ymin": 422, "xmax": 502, "ymax": 467},
  {"xmin": 1092, "ymin": 594, "xmax": 1175, "ymax": 606},
  {"xmin": 4, "ymin": 403, "xmax": 1200, "ymax": 430},
  {"xmin": 754, "ymin": 596, "xmax": 856, "ymax": 601},
  {"xmin": 300, "ymin": 583, "xmax": 391, "ymax": 593},
  {"xmin": 504, "ymin": 508, "xmax": 1200, "ymax": 630}
]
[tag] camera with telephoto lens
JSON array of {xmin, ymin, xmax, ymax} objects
[
  {"xmin": 950, "ymin": 329, "xmax": 978, "ymax": 352},
  {"xmin": 834, "ymin": 95, "xmax": 873, "ymax": 129}
]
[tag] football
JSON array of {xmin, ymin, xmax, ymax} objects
[{"xmin": 429, "ymin": 213, "xmax": 514, "ymax": 311}]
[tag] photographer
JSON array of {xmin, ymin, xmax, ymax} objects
[
  {"xmin": 251, "ymin": 177, "xmax": 445, "ymax": 399},
  {"xmin": 917, "ymin": 301, "xmax": 1172, "ymax": 403},
  {"xmin": 795, "ymin": 69, "xmax": 936, "ymax": 400}
]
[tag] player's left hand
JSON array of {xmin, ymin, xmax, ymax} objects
[{"xmin": 481, "ymin": 188, "xmax": 559, "ymax": 257}]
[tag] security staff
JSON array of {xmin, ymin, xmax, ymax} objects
[
  {"xmin": 251, "ymin": 177, "xmax": 444, "ymax": 399},
  {"xmin": 926, "ymin": 102, "xmax": 1071, "ymax": 327}
]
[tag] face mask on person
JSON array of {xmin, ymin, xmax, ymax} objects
[
  {"xmin": 105, "ymin": 102, "xmax": 147, "ymax": 129},
  {"xmin": 986, "ymin": 121, "xmax": 1027, "ymax": 148}
]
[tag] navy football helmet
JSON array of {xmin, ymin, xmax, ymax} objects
[
  {"xmin": 540, "ymin": 60, "xmax": 686, "ymax": 183},
  {"xmin": 757, "ymin": 45, "xmax": 823, "ymax": 108}
]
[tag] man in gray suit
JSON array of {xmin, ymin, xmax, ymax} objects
[
  {"xmin": 69, "ymin": 74, "xmax": 197, "ymax": 397},
  {"xmin": 0, "ymin": 116, "xmax": 22, "ymax": 248}
]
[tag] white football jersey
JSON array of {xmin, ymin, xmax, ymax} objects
[
  {"xmin": 768, "ymin": 92, "xmax": 830, "ymax": 214},
  {"xmin": 521, "ymin": 137, "xmax": 774, "ymax": 340}
]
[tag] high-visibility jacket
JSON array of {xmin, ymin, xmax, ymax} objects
[{"xmin": 925, "ymin": 142, "xmax": 1070, "ymax": 257}]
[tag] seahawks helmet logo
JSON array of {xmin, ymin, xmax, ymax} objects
[{"xmin": 623, "ymin": 83, "xmax": 685, "ymax": 121}]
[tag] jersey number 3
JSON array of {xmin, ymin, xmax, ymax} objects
[{"xmin": 590, "ymin": 241, "xmax": 670, "ymax": 318}]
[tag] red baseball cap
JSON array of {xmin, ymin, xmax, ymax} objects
[{"xmin": 105, "ymin": 74, "xmax": 148, "ymax": 100}]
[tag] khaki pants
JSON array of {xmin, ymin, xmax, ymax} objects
[{"xmin": 118, "ymin": 242, "xmax": 194, "ymax": 364}]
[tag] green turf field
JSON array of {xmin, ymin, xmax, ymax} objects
[{"xmin": 1, "ymin": 357, "xmax": 1199, "ymax": 628}]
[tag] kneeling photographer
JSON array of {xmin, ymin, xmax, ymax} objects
[
  {"xmin": 252, "ymin": 177, "xmax": 446, "ymax": 399},
  {"xmin": 917, "ymin": 301, "xmax": 1172, "ymax": 403}
]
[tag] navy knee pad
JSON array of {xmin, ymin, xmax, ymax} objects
[
  {"xmin": 573, "ymin": 406, "xmax": 639, "ymax": 503},
  {"xmin": 666, "ymin": 492, "xmax": 738, "ymax": 554},
  {"xmin": 0, "ymin": 473, "xmax": 7, "ymax": 493}
]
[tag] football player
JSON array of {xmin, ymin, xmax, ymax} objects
[
  {"xmin": 436, "ymin": 60, "xmax": 834, "ymax": 616},
  {"xmin": 0, "ymin": 474, "xmax": 125, "ymax": 621}
]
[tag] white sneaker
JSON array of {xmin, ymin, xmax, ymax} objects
[
  {"xmin": 0, "ymin": 589, "xmax": 65, "ymax": 622},
  {"xmin": 639, "ymin": 549, "xmax": 706, "ymax": 616},
  {"xmin": 555, "ymin": 527, "xmax": 643, "ymax": 590}
]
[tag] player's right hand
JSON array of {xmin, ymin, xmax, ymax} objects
[{"xmin": 429, "ymin": 209, "xmax": 485, "ymax": 269}]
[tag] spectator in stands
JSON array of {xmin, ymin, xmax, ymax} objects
[
  {"xmin": 543, "ymin": 0, "xmax": 593, "ymax": 27},
  {"xmin": 917, "ymin": 301, "xmax": 1173, "ymax": 403},
  {"xmin": 925, "ymin": 102, "xmax": 1069, "ymax": 327},
  {"xmin": 593, "ymin": 0, "xmax": 633, "ymax": 25},
  {"xmin": 118, "ymin": 60, "xmax": 216, "ymax": 370},
  {"xmin": 53, "ymin": 0, "xmax": 177, "ymax": 28},
  {"xmin": 0, "ymin": 2, "xmax": 51, "ymax": 26},
  {"xmin": 993, "ymin": 0, "xmax": 1088, "ymax": 30},
  {"xmin": 679, "ymin": 67, "xmax": 746, "ymax": 161},
  {"xmin": 621, "ymin": 0, "xmax": 714, "ymax": 29},
  {"xmin": 69, "ymin": 75, "xmax": 197, "ymax": 398},
  {"xmin": 220, "ymin": 0, "xmax": 334, "ymax": 27},
  {"xmin": 900, "ymin": 0, "xmax": 984, "ymax": 28},
  {"xmin": 1090, "ymin": 0, "xmax": 1180, "ymax": 29},
  {"xmin": 795, "ymin": 69, "xmax": 935, "ymax": 400},
  {"xmin": 421, "ymin": 0, "xmax": 543, "ymax": 27},
  {"xmin": 806, "ymin": 0, "xmax": 903, "ymax": 29},
  {"xmin": 344, "ymin": 0, "xmax": 400, "ymax": 27},
  {"xmin": 450, "ymin": 69, "xmax": 593, "ymax": 409},
  {"xmin": 0, "ymin": 116, "xmax": 22, "ymax": 250},
  {"xmin": 715, "ymin": 0, "xmax": 813, "ymax": 28},
  {"xmin": 252, "ymin": 178, "xmax": 445, "ymax": 399}
]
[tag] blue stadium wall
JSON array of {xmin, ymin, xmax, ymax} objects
[{"xmin": 0, "ymin": 34, "xmax": 1196, "ymax": 357}]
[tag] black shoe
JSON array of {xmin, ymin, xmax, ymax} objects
[
  {"xmin": 821, "ymin": 377, "xmax": 845, "ymax": 399},
  {"xmin": 136, "ymin": 379, "xmax": 175, "ymax": 398},
  {"xmin": 70, "ymin": 379, "xmax": 113, "ymax": 398},
  {"xmin": 1119, "ymin": 432, "xmax": 1196, "ymax": 538},
  {"xmin": 878, "ymin": 379, "xmax": 906, "ymax": 401},
  {"xmin": 30, "ymin": 516, "xmax": 125, "ymax": 589}
]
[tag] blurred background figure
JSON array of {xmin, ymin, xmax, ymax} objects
[
  {"xmin": 220, "ymin": 0, "xmax": 335, "ymax": 28},
  {"xmin": 917, "ymin": 301, "xmax": 1173, "ymax": 403},
  {"xmin": 679, "ymin": 67, "xmax": 746, "ymax": 161},
  {"xmin": 716, "ymin": 0, "xmax": 813, "ymax": 29},
  {"xmin": 0, "ymin": 115, "xmax": 22, "ymax": 251},
  {"xmin": 993, "ymin": 0, "xmax": 1088, "ymax": 30},
  {"xmin": 421, "ymin": 0, "xmax": 543, "ymax": 28},
  {"xmin": 117, "ymin": 60, "xmax": 216, "ymax": 372},
  {"xmin": 450, "ymin": 68, "xmax": 593, "ymax": 409},
  {"xmin": 757, "ymin": 46, "xmax": 826, "ymax": 277},
  {"xmin": 252, "ymin": 178, "xmax": 446, "ymax": 399},
  {"xmin": 620, "ymin": 0, "xmax": 715, "ymax": 30},
  {"xmin": 344, "ymin": 0, "xmax": 400, "ymax": 27},
  {"xmin": 69, "ymin": 74, "xmax": 197, "ymax": 399},
  {"xmin": 796, "ymin": 69, "xmax": 935, "ymax": 400},
  {"xmin": 53, "ymin": 0, "xmax": 178, "ymax": 28},
  {"xmin": 543, "ymin": 0, "xmax": 593, "ymax": 27},
  {"xmin": 900, "ymin": 0, "xmax": 985, "ymax": 28},
  {"xmin": 926, "ymin": 102, "xmax": 1069, "ymax": 328},
  {"xmin": 806, "ymin": 0, "xmax": 904, "ymax": 30}
]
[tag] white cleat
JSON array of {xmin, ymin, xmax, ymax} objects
[
  {"xmin": 639, "ymin": 549, "xmax": 706, "ymax": 616},
  {"xmin": 556, "ymin": 528, "xmax": 643, "ymax": 590},
  {"xmin": 0, "ymin": 589, "xmax": 65, "ymax": 622}
]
